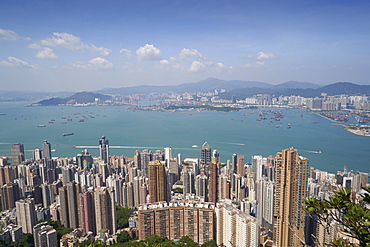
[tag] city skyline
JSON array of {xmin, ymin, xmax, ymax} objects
[{"xmin": 1, "ymin": 0, "xmax": 370, "ymax": 92}]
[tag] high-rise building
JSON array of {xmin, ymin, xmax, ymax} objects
[
  {"xmin": 16, "ymin": 197, "xmax": 36, "ymax": 234},
  {"xmin": 183, "ymin": 169, "xmax": 195, "ymax": 195},
  {"xmin": 79, "ymin": 191, "xmax": 96, "ymax": 234},
  {"xmin": 33, "ymin": 149, "xmax": 42, "ymax": 161},
  {"xmin": 42, "ymin": 140, "xmax": 52, "ymax": 159},
  {"xmin": 195, "ymin": 173, "xmax": 208, "ymax": 201},
  {"xmin": 148, "ymin": 160, "xmax": 167, "ymax": 203},
  {"xmin": 231, "ymin": 153, "xmax": 237, "ymax": 174},
  {"xmin": 134, "ymin": 150, "xmax": 141, "ymax": 169},
  {"xmin": 94, "ymin": 187, "xmax": 116, "ymax": 235},
  {"xmin": 11, "ymin": 143, "xmax": 24, "ymax": 166},
  {"xmin": 208, "ymin": 158, "xmax": 219, "ymax": 203},
  {"xmin": 33, "ymin": 222, "xmax": 57, "ymax": 247},
  {"xmin": 201, "ymin": 142, "xmax": 211, "ymax": 166},
  {"xmin": 237, "ymin": 155, "xmax": 245, "ymax": 176},
  {"xmin": 164, "ymin": 147, "xmax": 172, "ymax": 167},
  {"xmin": 0, "ymin": 183, "xmax": 20, "ymax": 210},
  {"xmin": 99, "ymin": 136, "xmax": 109, "ymax": 164},
  {"xmin": 273, "ymin": 147, "xmax": 309, "ymax": 247},
  {"xmin": 138, "ymin": 201, "xmax": 215, "ymax": 245},
  {"xmin": 59, "ymin": 182, "xmax": 80, "ymax": 229}
]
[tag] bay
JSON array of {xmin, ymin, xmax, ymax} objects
[{"xmin": 0, "ymin": 101, "xmax": 369, "ymax": 174}]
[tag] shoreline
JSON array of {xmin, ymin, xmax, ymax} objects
[{"xmin": 311, "ymin": 111, "xmax": 370, "ymax": 137}]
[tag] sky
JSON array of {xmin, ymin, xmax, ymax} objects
[{"xmin": 1, "ymin": 0, "xmax": 370, "ymax": 92}]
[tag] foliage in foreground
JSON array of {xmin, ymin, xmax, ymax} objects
[
  {"xmin": 304, "ymin": 186, "xmax": 370, "ymax": 247},
  {"xmin": 116, "ymin": 206, "xmax": 133, "ymax": 229}
]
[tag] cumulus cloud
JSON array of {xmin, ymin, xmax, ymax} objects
[
  {"xmin": 214, "ymin": 62, "xmax": 225, "ymax": 73},
  {"xmin": 189, "ymin": 61, "xmax": 205, "ymax": 72},
  {"xmin": 31, "ymin": 32, "xmax": 111, "ymax": 55},
  {"xmin": 36, "ymin": 47, "xmax": 58, "ymax": 59},
  {"xmin": 39, "ymin": 32, "xmax": 86, "ymax": 50},
  {"xmin": 0, "ymin": 28, "xmax": 30, "ymax": 40},
  {"xmin": 0, "ymin": 57, "xmax": 37, "ymax": 69},
  {"xmin": 91, "ymin": 45, "xmax": 111, "ymax": 56},
  {"xmin": 179, "ymin": 48, "xmax": 203, "ymax": 60},
  {"xmin": 136, "ymin": 44, "xmax": 162, "ymax": 61},
  {"xmin": 88, "ymin": 57, "xmax": 113, "ymax": 69},
  {"xmin": 120, "ymin": 48, "xmax": 132, "ymax": 59},
  {"xmin": 257, "ymin": 52, "xmax": 275, "ymax": 60},
  {"xmin": 160, "ymin": 59, "xmax": 170, "ymax": 65}
]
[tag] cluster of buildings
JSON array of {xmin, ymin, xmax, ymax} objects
[{"xmin": 0, "ymin": 137, "xmax": 368, "ymax": 246}]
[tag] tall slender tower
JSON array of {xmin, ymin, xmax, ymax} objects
[
  {"xmin": 95, "ymin": 187, "xmax": 116, "ymax": 234},
  {"xmin": 273, "ymin": 147, "xmax": 309, "ymax": 247},
  {"xmin": 11, "ymin": 143, "xmax": 24, "ymax": 166},
  {"xmin": 201, "ymin": 142, "xmax": 211, "ymax": 166},
  {"xmin": 148, "ymin": 160, "xmax": 167, "ymax": 203},
  {"xmin": 99, "ymin": 136, "xmax": 109, "ymax": 164},
  {"xmin": 42, "ymin": 140, "xmax": 52, "ymax": 159}
]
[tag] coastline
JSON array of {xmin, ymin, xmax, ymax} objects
[{"xmin": 311, "ymin": 111, "xmax": 370, "ymax": 137}]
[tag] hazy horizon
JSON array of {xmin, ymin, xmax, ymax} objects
[{"xmin": 1, "ymin": 0, "xmax": 370, "ymax": 92}]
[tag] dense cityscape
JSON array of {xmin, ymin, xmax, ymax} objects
[{"xmin": 0, "ymin": 132, "xmax": 368, "ymax": 246}]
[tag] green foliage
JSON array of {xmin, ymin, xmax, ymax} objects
[
  {"xmin": 201, "ymin": 240, "xmax": 217, "ymax": 247},
  {"xmin": 116, "ymin": 206, "xmax": 133, "ymax": 229},
  {"xmin": 304, "ymin": 186, "xmax": 370, "ymax": 247},
  {"xmin": 179, "ymin": 236, "xmax": 198, "ymax": 247},
  {"xmin": 172, "ymin": 187, "xmax": 183, "ymax": 193},
  {"xmin": 117, "ymin": 231, "xmax": 132, "ymax": 243}
]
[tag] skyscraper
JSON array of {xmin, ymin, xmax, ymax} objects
[
  {"xmin": 79, "ymin": 191, "xmax": 96, "ymax": 234},
  {"xmin": 99, "ymin": 136, "xmax": 109, "ymax": 164},
  {"xmin": 201, "ymin": 142, "xmax": 211, "ymax": 166},
  {"xmin": 94, "ymin": 187, "xmax": 116, "ymax": 234},
  {"xmin": 11, "ymin": 143, "xmax": 24, "ymax": 166},
  {"xmin": 42, "ymin": 140, "xmax": 51, "ymax": 159},
  {"xmin": 16, "ymin": 197, "xmax": 36, "ymax": 234},
  {"xmin": 148, "ymin": 160, "xmax": 167, "ymax": 203},
  {"xmin": 273, "ymin": 147, "xmax": 309, "ymax": 247}
]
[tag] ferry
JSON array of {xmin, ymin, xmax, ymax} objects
[
  {"xmin": 63, "ymin": 133, "xmax": 74, "ymax": 136},
  {"xmin": 38, "ymin": 124, "xmax": 46, "ymax": 127}
]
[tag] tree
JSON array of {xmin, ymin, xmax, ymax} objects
[
  {"xmin": 116, "ymin": 206, "xmax": 133, "ymax": 229},
  {"xmin": 117, "ymin": 231, "xmax": 131, "ymax": 243},
  {"xmin": 304, "ymin": 186, "xmax": 370, "ymax": 247}
]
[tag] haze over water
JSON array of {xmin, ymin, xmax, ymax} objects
[{"xmin": 0, "ymin": 101, "xmax": 369, "ymax": 174}]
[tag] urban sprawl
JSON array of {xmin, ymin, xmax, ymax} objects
[{"xmin": 0, "ymin": 135, "xmax": 368, "ymax": 246}]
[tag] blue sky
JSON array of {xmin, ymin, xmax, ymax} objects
[{"xmin": 1, "ymin": 0, "xmax": 370, "ymax": 92}]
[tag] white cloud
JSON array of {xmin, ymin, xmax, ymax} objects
[
  {"xmin": 36, "ymin": 47, "xmax": 58, "ymax": 59},
  {"xmin": 189, "ymin": 61, "xmax": 205, "ymax": 72},
  {"xmin": 91, "ymin": 45, "xmax": 111, "ymax": 56},
  {"xmin": 34, "ymin": 32, "xmax": 110, "ymax": 55},
  {"xmin": 0, "ymin": 28, "xmax": 30, "ymax": 40},
  {"xmin": 28, "ymin": 43, "xmax": 43, "ymax": 50},
  {"xmin": 120, "ymin": 48, "xmax": 132, "ymax": 59},
  {"xmin": 257, "ymin": 52, "xmax": 275, "ymax": 60},
  {"xmin": 0, "ymin": 57, "xmax": 37, "ymax": 69},
  {"xmin": 88, "ymin": 57, "xmax": 113, "ymax": 69},
  {"xmin": 179, "ymin": 48, "xmax": 203, "ymax": 60},
  {"xmin": 169, "ymin": 56, "xmax": 177, "ymax": 63},
  {"xmin": 160, "ymin": 60, "xmax": 170, "ymax": 65},
  {"xmin": 136, "ymin": 44, "xmax": 162, "ymax": 61},
  {"xmin": 215, "ymin": 62, "xmax": 225, "ymax": 73},
  {"xmin": 66, "ymin": 57, "xmax": 113, "ymax": 70},
  {"xmin": 40, "ymin": 32, "xmax": 86, "ymax": 50},
  {"xmin": 244, "ymin": 62, "xmax": 265, "ymax": 68}
]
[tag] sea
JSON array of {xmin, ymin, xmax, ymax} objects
[{"xmin": 0, "ymin": 101, "xmax": 369, "ymax": 174}]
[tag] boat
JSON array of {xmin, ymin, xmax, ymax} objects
[
  {"xmin": 79, "ymin": 119, "xmax": 84, "ymax": 122},
  {"xmin": 63, "ymin": 133, "xmax": 74, "ymax": 136},
  {"xmin": 276, "ymin": 125, "xmax": 280, "ymax": 128},
  {"xmin": 192, "ymin": 145, "xmax": 198, "ymax": 148},
  {"xmin": 38, "ymin": 124, "xmax": 46, "ymax": 127}
]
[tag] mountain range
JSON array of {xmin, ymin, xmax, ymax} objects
[{"xmin": 96, "ymin": 77, "xmax": 322, "ymax": 95}]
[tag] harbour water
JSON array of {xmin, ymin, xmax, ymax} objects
[{"xmin": 0, "ymin": 101, "xmax": 369, "ymax": 174}]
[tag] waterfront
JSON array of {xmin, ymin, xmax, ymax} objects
[{"xmin": 0, "ymin": 101, "xmax": 369, "ymax": 174}]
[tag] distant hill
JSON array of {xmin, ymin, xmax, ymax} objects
[
  {"xmin": 37, "ymin": 91, "xmax": 111, "ymax": 106},
  {"xmin": 272, "ymin": 81, "xmax": 321, "ymax": 90},
  {"xmin": 218, "ymin": 82, "xmax": 370, "ymax": 100},
  {"xmin": 97, "ymin": 77, "xmax": 272, "ymax": 95}
]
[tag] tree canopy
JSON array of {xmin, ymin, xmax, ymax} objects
[{"xmin": 305, "ymin": 186, "xmax": 370, "ymax": 247}]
